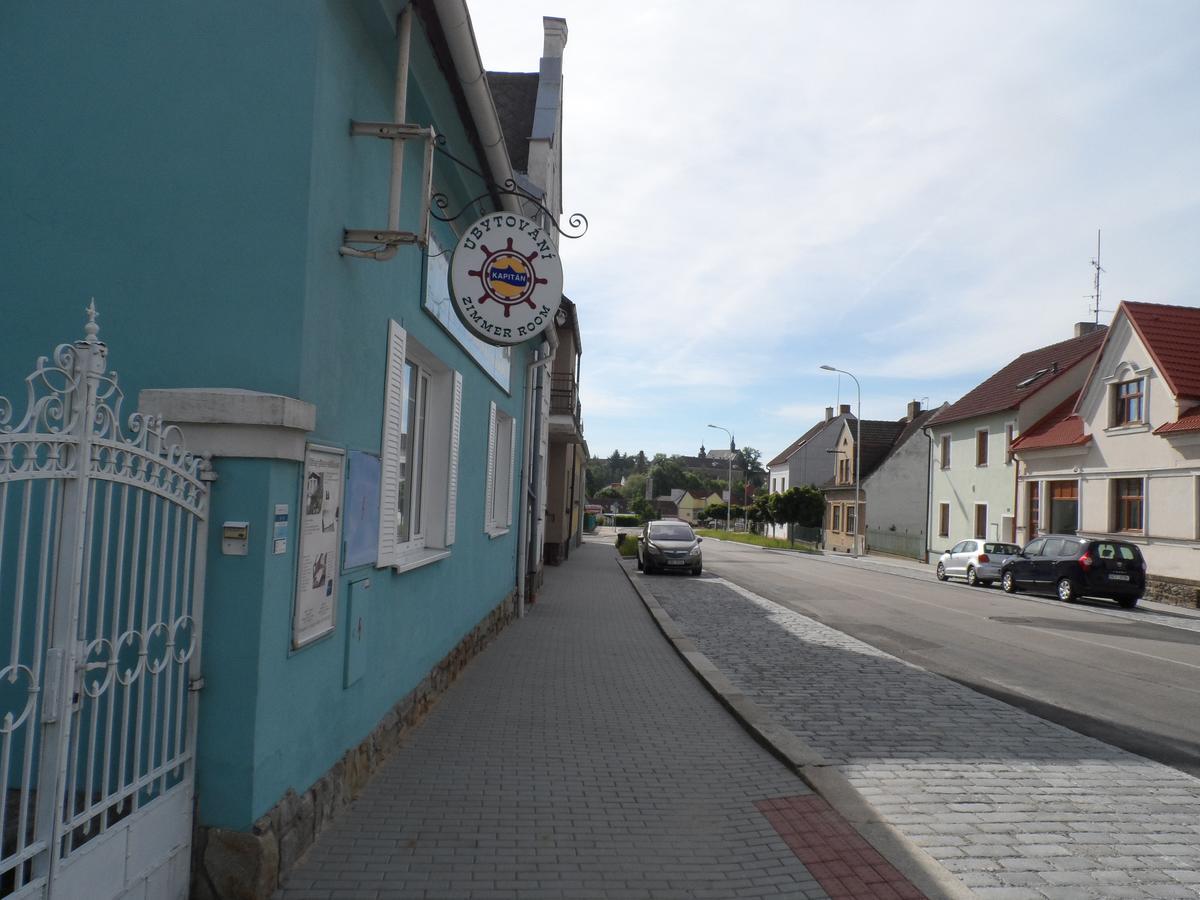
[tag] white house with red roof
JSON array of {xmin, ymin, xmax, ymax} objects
[
  {"xmin": 926, "ymin": 325, "xmax": 1107, "ymax": 555},
  {"xmin": 1012, "ymin": 301, "xmax": 1200, "ymax": 606}
]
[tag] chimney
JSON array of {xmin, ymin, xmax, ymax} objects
[
  {"xmin": 906, "ymin": 400, "xmax": 922, "ymax": 422},
  {"xmin": 542, "ymin": 16, "xmax": 568, "ymax": 58},
  {"xmin": 824, "ymin": 406, "xmax": 833, "ymax": 422},
  {"xmin": 1073, "ymin": 321, "xmax": 1106, "ymax": 338},
  {"xmin": 840, "ymin": 404, "xmax": 851, "ymax": 416}
]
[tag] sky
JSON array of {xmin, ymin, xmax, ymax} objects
[{"xmin": 469, "ymin": 1, "xmax": 1200, "ymax": 464}]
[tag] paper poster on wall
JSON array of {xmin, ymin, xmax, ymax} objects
[
  {"xmin": 343, "ymin": 450, "xmax": 381, "ymax": 570},
  {"xmin": 293, "ymin": 445, "xmax": 345, "ymax": 649}
]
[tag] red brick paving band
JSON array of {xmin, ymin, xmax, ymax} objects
[{"xmin": 757, "ymin": 795, "xmax": 927, "ymax": 900}]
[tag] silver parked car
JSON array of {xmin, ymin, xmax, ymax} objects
[
  {"xmin": 936, "ymin": 540, "xmax": 1022, "ymax": 587},
  {"xmin": 636, "ymin": 520, "xmax": 703, "ymax": 575}
]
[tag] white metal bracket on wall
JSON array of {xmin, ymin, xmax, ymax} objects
[{"xmin": 340, "ymin": 120, "xmax": 436, "ymax": 258}]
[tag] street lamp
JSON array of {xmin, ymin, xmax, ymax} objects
[
  {"xmin": 707, "ymin": 423, "xmax": 734, "ymax": 533},
  {"xmin": 820, "ymin": 365, "xmax": 861, "ymax": 557}
]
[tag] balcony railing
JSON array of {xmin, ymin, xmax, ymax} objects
[{"xmin": 550, "ymin": 372, "xmax": 579, "ymax": 419}]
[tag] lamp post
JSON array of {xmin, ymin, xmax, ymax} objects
[
  {"xmin": 820, "ymin": 365, "xmax": 861, "ymax": 557},
  {"xmin": 707, "ymin": 423, "xmax": 734, "ymax": 533}
]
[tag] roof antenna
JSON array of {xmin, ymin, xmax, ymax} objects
[{"xmin": 1087, "ymin": 229, "xmax": 1106, "ymax": 324}]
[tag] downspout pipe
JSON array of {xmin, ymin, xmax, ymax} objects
[
  {"xmin": 516, "ymin": 326, "xmax": 559, "ymax": 617},
  {"xmin": 922, "ymin": 423, "xmax": 934, "ymax": 563},
  {"xmin": 433, "ymin": 0, "xmax": 523, "ymax": 213}
]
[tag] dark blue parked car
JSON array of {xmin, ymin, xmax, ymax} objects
[{"xmin": 999, "ymin": 534, "xmax": 1145, "ymax": 608}]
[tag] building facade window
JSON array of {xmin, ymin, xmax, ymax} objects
[
  {"xmin": 845, "ymin": 502, "xmax": 857, "ymax": 535},
  {"xmin": 1113, "ymin": 378, "xmax": 1144, "ymax": 427},
  {"xmin": 424, "ymin": 231, "xmax": 512, "ymax": 390},
  {"xmin": 1112, "ymin": 478, "xmax": 1144, "ymax": 532},
  {"xmin": 378, "ymin": 321, "xmax": 462, "ymax": 569},
  {"xmin": 1005, "ymin": 424, "xmax": 1014, "ymax": 464},
  {"xmin": 1048, "ymin": 480, "xmax": 1079, "ymax": 534},
  {"xmin": 485, "ymin": 401, "xmax": 516, "ymax": 535},
  {"xmin": 831, "ymin": 504, "xmax": 841, "ymax": 532},
  {"xmin": 974, "ymin": 503, "xmax": 987, "ymax": 540},
  {"xmin": 976, "ymin": 429, "xmax": 989, "ymax": 467},
  {"xmin": 940, "ymin": 434, "xmax": 951, "ymax": 469},
  {"xmin": 938, "ymin": 502, "xmax": 950, "ymax": 538}
]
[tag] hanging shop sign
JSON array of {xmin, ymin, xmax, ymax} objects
[{"xmin": 449, "ymin": 212, "xmax": 563, "ymax": 346}]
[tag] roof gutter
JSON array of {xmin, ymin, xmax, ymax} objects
[{"xmin": 432, "ymin": 0, "xmax": 522, "ymax": 213}]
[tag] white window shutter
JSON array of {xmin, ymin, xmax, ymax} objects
[
  {"xmin": 377, "ymin": 320, "xmax": 406, "ymax": 568},
  {"xmin": 445, "ymin": 370, "xmax": 463, "ymax": 545},
  {"xmin": 505, "ymin": 416, "xmax": 516, "ymax": 527},
  {"xmin": 485, "ymin": 401, "xmax": 498, "ymax": 528}
]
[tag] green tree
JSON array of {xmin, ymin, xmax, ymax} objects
[
  {"xmin": 648, "ymin": 457, "xmax": 689, "ymax": 496},
  {"xmin": 630, "ymin": 496, "xmax": 658, "ymax": 523},
  {"xmin": 775, "ymin": 485, "xmax": 825, "ymax": 545},
  {"xmin": 621, "ymin": 473, "xmax": 648, "ymax": 504},
  {"xmin": 737, "ymin": 446, "xmax": 767, "ymax": 487},
  {"xmin": 634, "ymin": 450, "xmax": 648, "ymax": 473}
]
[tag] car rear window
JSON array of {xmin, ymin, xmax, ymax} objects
[
  {"xmin": 1094, "ymin": 542, "xmax": 1141, "ymax": 561},
  {"xmin": 985, "ymin": 543, "xmax": 1020, "ymax": 554}
]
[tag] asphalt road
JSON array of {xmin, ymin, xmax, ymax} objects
[{"xmin": 700, "ymin": 538, "xmax": 1200, "ymax": 777}]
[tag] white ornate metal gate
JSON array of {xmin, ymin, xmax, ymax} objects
[{"xmin": 0, "ymin": 308, "xmax": 211, "ymax": 899}]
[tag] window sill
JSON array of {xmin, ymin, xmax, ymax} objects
[
  {"xmin": 1105, "ymin": 423, "xmax": 1150, "ymax": 436},
  {"xmin": 485, "ymin": 526, "xmax": 511, "ymax": 540},
  {"xmin": 393, "ymin": 548, "xmax": 451, "ymax": 574}
]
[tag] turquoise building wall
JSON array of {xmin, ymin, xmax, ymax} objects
[{"xmin": 1, "ymin": 1, "xmax": 530, "ymax": 831}]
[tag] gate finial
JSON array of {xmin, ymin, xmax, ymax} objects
[{"xmin": 84, "ymin": 300, "xmax": 99, "ymax": 343}]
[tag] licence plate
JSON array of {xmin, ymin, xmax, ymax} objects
[
  {"xmin": 1108, "ymin": 573, "xmax": 1130, "ymax": 581},
  {"xmin": 667, "ymin": 560, "xmax": 687, "ymax": 566}
]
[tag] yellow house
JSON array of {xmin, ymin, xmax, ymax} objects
[{"xmin": 673, "ymin": 489, "xmax": 723, "ymax": 523}]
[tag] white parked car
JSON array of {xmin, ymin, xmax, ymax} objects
[{"xmin": 936, "ymin": 540, "xmax": 1023, "ymax": 587}]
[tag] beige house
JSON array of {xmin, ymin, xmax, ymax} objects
[
  {"xmin": 926, "ymin": 326, "xmax": 1107, "ymax": 553},
  {"xmin": 1012, "ymin": 301, "xmax": 1200, "ymax": 606},
  {"xmin": 544, "ymin": 299, "xmax": 586, "ymax": 565}
]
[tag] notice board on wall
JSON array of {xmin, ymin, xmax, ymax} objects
[{"xmin": 293, "ymin": 444, "xmax": 344, "ymax": 649}]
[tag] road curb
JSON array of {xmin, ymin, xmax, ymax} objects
[{"xmin": 617, "ymin": 557, "xmax": 974, "ymax": 900}]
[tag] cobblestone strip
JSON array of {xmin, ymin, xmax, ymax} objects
[{"xmin": 644, "ymin": 572, "xmax": 1200, "ymax": 899}]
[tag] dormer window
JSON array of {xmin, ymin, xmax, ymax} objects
[{"xmin": 1113, "ymin": 378, "xmax": 1144, "ymax": 427}]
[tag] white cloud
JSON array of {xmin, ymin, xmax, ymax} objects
[{"xmin": 469, "ymin": 1, "xmax": 1200, "ymax": 459}]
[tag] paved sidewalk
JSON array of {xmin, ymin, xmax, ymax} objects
[
  {"xmin": 640, "ymin": 569, "xmax": 1200, "ymax": 899},
  {"xmin": 276, "ymin": 542, "xmax": 834, "ymax": 899}
]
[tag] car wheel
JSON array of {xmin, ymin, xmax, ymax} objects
[
  {"xmin": 1117, "ymin": 596, "xmax": 1139, "ymax": 609},
  {"xmin": 936, "ymin": 562, "xmax": 947, "ymax": 581},
  {"xmin": 1057, "ymin": 577, "xmax": 1076, "ymax": 602},
  {"xmin": 1001, "ymin": 570, "xmax": 1017, "ymax": 593},
  {"xmin": 691, "ymin": 565, "xmax": 701, "ymax": 576},
  {"xmin": 966, "ymin": 566, "xmax": 979, "ymax": 587}
]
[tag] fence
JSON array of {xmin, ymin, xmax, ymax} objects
[{"xmin": 865, "ymin": 527, "xmax": 924, "ymax": 560}]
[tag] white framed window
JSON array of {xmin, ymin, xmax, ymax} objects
[
  {"xmin": 378, "ymin": 321, "xmax": 463, "ymax": 570},
  {"xmin": 485, "ymin": 401, "xmax": 516, "ymax": 536}
]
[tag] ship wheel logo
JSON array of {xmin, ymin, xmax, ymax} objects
[{"xmin": 468, "ymin": 238, "xmax": 548, "ymax": 317}]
